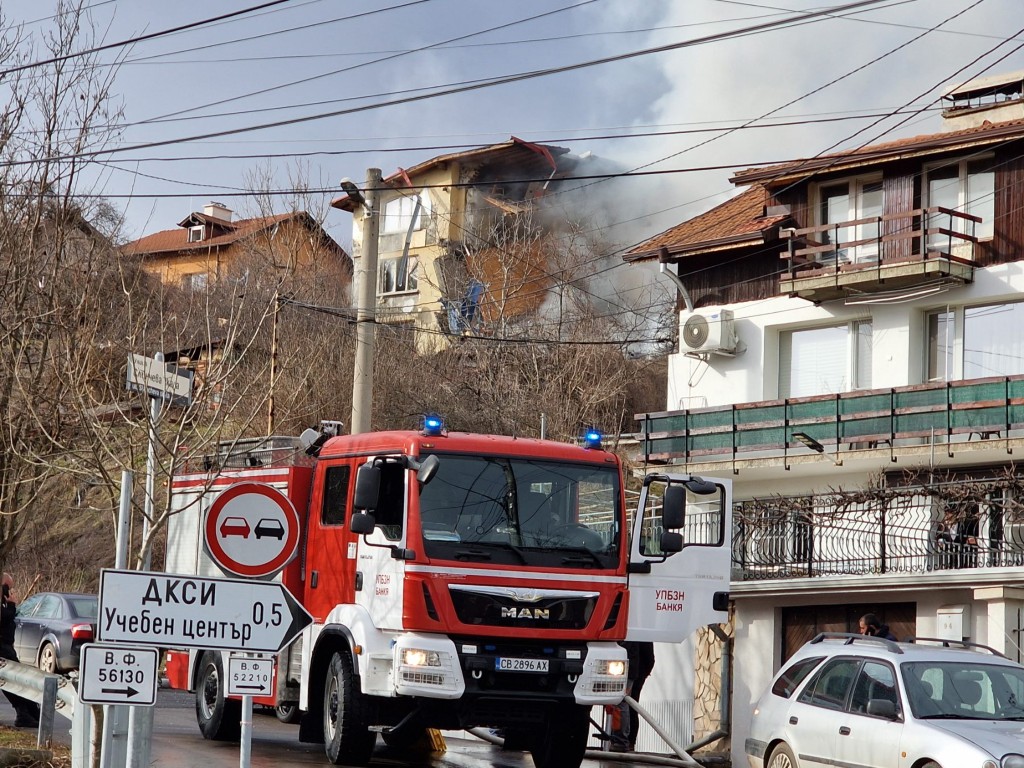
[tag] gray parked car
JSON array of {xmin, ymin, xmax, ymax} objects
[
  {"xmin": 14, "ymin": 592, "xmax": 97, "ymax": 673},
  {"xmin": 747, "ymin": 633, "xmax": 1024, "ymax": 768}
]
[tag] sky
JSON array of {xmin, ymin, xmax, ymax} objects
[{"xmin": 8, "ymin": 0, "xmax": 1024, "ymax": 262}]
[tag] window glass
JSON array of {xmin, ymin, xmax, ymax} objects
[
  {"xmin": 68, "ymin": 596, "xmax": 98, "ymax": 619},
  {"xmin": 379, "ymin": 256, "xmax": 418, "ymax": 295},
  {"xmin": 850, "ymin": 661, "xmax": 900, "ymax": 716},
  {"xmin": 854, "ymin": 321, "xmax": 873, "ymax": 390},
  {"xmin": 374, "ymin": 461, "xmax": 406, "ymax": 541},
  {"xmin": 382, "ymin": 195, "xmax": 425, "ymax": 235},
  {"xmin": 16, "ymin": 595, "xmax": 42, "ymax": 617},
  {"xmin": 321, "ymin": 465, "xmax": 351, "ymax": 526},
  {"xmin": 966, "ymin": 159, "xmax": 995, "ymax": 240},
  {"xmin": 927, "ymin": 310, "xmax": 954, "ymax": 382},
  {"xmin": 797, "ymin": 657, "xmax": 861, "ymax": 710},
  {"xmin": 772, "ymin": 656, "xmax": 826, "ymax": 698},
  {"xmin": 34, "ymin": 595, "xmax": 63, "ymax": 619},
  {"xmin": 780, "ymin": 325, "xmax": 848, "ymax": 398},
  {"xmin": 964, "ymin": 303, "xmax": 1024, "ymax": 379},
  {"xmin": 901, "ymin": 661, "xmax": 1022, "ymax": 719},
  {"xmin": 926, "ymin": 158, "xmax": 995, "ymax": 248}
]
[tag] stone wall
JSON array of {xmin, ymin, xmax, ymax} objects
[{"xmin": 692, "ymin": 604, "xmax": 734, "ymax": 755}]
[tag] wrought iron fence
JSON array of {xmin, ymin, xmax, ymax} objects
[{"xmin": 732, "ymin": 488, "xmax": 1024, "ymax": 581}]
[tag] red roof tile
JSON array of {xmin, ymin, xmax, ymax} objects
[
  {"xmin": 625, "ymin": 187, "xmax": 788, "ymax": 262},
  {"xmin": 124, "ymin": 212, "xmax": 306, "ymax": 256}
]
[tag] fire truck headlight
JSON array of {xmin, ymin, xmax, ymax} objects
[
  {"xmin": 402, "ymin": 648, "xmax": 442, "ymax": 667},
  {"xmin": 598, "ymin": 659, "xmax": 628, "ymax": 677}
]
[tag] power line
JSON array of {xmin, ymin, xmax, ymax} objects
[{"xmin": 0, "ymin": 0, "xmax": 298, "ymax": 79}]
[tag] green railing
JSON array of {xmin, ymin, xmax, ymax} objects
[{"xmin": 637, "ymin": 375, "xmax": 1024, "ymax": 465}]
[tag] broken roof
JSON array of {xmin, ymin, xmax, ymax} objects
[{"xmin": 625, "ymin": 186, "xmax": 789, "ymax": 263}]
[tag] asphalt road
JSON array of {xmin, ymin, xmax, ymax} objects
[{"xmin": 0, "ymin": 687, "xmax": 642, "ymax": 768}]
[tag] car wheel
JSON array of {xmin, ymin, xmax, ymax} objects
[
  {"xmin": 195, "ymin": 653, "xmax": 241, "ymax": 741},
  {"xmin": 322, "ymin": 651, "xmax": 375, "ymax": 765},
  {"xmin": 767, "ymin": 743, "xmax": 799, "ymax": 768},
  {"xmin": 275, "ymin": 702, "xmax": 300, "ymax": 724},
  {"xmin": 38, "ymin": 643, "xmax": 58, "ymax": 675},
  {"xmin": 921, "ymin": 763, "xmax": 942, "ymax": 768}
]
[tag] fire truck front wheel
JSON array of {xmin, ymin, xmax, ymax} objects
[
  {"xmin": 530, "ymin": 703, "xmax": 590, "ymax": 768},
  {"xmin": 323, "ymin": 651, "xmax": 376, "ymax": 765},
  {"xmin": 195, "ymin": 653, "xmax": 241, "ymax": 741}
]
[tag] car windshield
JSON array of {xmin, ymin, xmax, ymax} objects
[
  {"xmin": 902, "ymin": 660, "xmax": 1024, "ymax": 720},
  {"xmin": 417, "ymin": 454, "xmax": 621, "ymax": 568}
]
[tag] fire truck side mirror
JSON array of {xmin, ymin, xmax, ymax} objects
[
  {"xmin": 416, "ymin": 455, "xmax": 440, "ymax": 485},
  {"xmin": 661, "ymin": 485, "xmax": 686, "ymax": 530},
  {"xmin": 660, "ymin": 531, "xmax": 684, "ymax": 553},
  {"xmin": 350, "ymin": 512, "xmax": 376, "ymax": 535},
  {"xmin": 354, "ymin": 464, "xmax": 382, "ymax": 510}
]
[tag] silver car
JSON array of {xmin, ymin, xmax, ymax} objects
[{"xmin": 746, "ymin": 633, "xmax": 1024, "ymax": 768}]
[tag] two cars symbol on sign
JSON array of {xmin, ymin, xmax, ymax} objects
[{"xmin": 204, "ymin": 482, "xmax": 300, "ymax": 578}]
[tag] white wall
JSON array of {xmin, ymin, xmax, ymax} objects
[{"xmin": 667, "ymin": 262, "xmax": 1024, "ymax": 410}]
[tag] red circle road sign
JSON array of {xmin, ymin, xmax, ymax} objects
[{"xmin": 204, "ymin": 482, "xmax": 300, "ymax": 578}]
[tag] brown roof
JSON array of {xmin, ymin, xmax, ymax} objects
[
  {"xmin": 123, "ymin": 212, "xmax": 335, "ymax": 257},
  {"xmin": 731, "ymin": 117, "xmax": 1024, "ymax": 186},
  {"xmin": 625, "ymin": 186, "xmax": 789, "ymax": 263}
]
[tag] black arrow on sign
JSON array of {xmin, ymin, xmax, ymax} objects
[
  {"xmin": 235, "ymin": 684, "xmax": 267, "ymax": 691},
  {"xmin": 277, "ymin": 586, "xmax": 313, "ymax": 652},
  {"xmin": 102, "ymin": 686, "xmax": 139, "ymax": 698}
]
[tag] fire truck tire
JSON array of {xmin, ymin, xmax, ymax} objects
[
  {"xmin": 275, "ymin": 702, "xmax": 300, "ymax": 724},
  {"xmin": 195, "ymin": 653, "xmax": 241, "ymax": 741},
  {"xmin": 529, "ymin": 704, "xmax": 590, "ymax": 768},
  {"xmin": 323, "ymin": 651, "xmax": 376, "ymax": 765}
]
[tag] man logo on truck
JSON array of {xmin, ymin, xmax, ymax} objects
[{"xmin": 501, "ymin": 607, "xmax": 551, "ymax": 620}]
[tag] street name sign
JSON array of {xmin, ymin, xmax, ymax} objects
[
  {"xmin": 98, "ymin": 569, "xmax": 312, "ymax": 653},
  {"xmin": 227, "ymin": 655, "xmax": 274, "ymax": 697},
  {"xmin": 79, "ymin": 644, "xmax": 159, "ymax": 706},
  {"xmin": 204, "ymin": 482, "xmax": 301, "ymax": 579},
  {"xmin": 126, "ymin": 353, "xmax": 193, "ymax": 405}
]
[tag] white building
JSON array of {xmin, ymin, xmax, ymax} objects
[{"xmin": 625, "ymin": 71, "xmax": 1024, "ymax": 766}]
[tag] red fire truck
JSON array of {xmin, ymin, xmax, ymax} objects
[{"xmin": 163, "ymin": 420, "xmax": 731, "ymax": 768}]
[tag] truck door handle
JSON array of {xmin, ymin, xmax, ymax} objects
[
  {"xmin": 789, "ymin": 716, "xmax": 798, "ymax": 725},
  {"xmin": 839, "ymin": 726, "xmax": 851, "ymax": 736},
  {"xmin": 311, "ymin": 571, "xmax": 318, "ymax": 589}
]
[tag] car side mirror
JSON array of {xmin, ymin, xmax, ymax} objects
[
  {"xmin": 353, "ymin": 464, "xmax": 381, "ymax": 510},
  {"xmin": 350, "ymin": 512, "xmax": 376, "ymax": 535},
  {"xmin": 866, "ymin": 699, "xmax": 898, "ymax": 719},
  {"xmin": 662, "ymin": 485, "xmax": 686, "ymax": 530}
]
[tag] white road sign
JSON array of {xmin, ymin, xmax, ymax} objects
[
  {"xmin": 126, "ymin": 353, "xmax": 193, "ymax": 404},
  {"xmin": 98, "ymin": 569, "xmax": 312, "ymax": 653},
  {"xmin": 227, "ymin": 655, "xmax": 274, "ymax": 697},
  {"xmin": 79, "ymin": 644, "xmax": 159, "ymax": 706},
  {"xmin": 204, "ymin": 482, "xmax": 301, "ymax": 578}
]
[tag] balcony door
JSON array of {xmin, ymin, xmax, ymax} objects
[{"xmin": 818, "ymin": 177, "xmax": 883, "ymax": 264}]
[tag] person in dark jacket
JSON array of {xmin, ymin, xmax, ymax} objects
[
  {"xmin": 0, "ymin": 574, "xmax": 40, "ymax": 728},
  {"xmin": 859, "ymin": 613, "xmax": 897, "ymax": 641},
  {"xmin": 608, "ymin": 641, "xmax": 655, "ymax": 752}
]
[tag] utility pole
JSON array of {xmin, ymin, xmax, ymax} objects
[{"xmin": 350, "ymin": 168, "xmax": 382, "ymax": 434}]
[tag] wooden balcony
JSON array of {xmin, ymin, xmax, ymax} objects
[{"xmin": 779, "ymin": 207, "xmax": 979, "ymax": 302}]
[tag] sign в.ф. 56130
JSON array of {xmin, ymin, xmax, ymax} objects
[{"xmin": 98, "ymin": 569, "xmax": 312, "ymax": 653}]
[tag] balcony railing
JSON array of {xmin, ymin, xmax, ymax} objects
[
  {"xmin": 733, "ymin": 492, "xmax": 1024, "ymax": 581},
  {"xmin": 780, "ymin": 206, "xmax": 979, "ymax": 300},
  {"xmin": 637, "ymin": 375, "xmax": 1024, "ymax": 467}
]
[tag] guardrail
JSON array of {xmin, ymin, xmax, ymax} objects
[{"xmin": 0, "ymin": 658, "xmax": 94, "ymax": 767}]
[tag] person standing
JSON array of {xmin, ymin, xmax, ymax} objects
[
  {"xmin": 0, "ymin": 574, "xmax": 39, "ymax": 727},
  {"xmin": 608, "ymin": 641, "xmax": 655, "ymax": 752},
  {"xmin": 859, "ymin": 613, "xmax": 897, "ymax": 641}
]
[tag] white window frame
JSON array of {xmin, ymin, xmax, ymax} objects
[
  {"xmin": 381, "ymin": 193, "xmax": 429, "ymax": 236},
  {"xmin": 923, "ymin": 154, "xmax": 995, "ymax": 246},
  {"xmin": 811, "ymin": 173, "xmax": 884, "ymax": 264},
  {"xmin": 779, "ymin": 320, "xmax": 872, "ymax": 399},
  {"xmin": 926, "ymin": 301, "xmax": 1024, "ymax": 381},
  {"xmin": 188, "ymin": 225, "xmax": 205, "ymax": 243},
  {"xmin": 378, "ymin": 255, "xmax": 418, "ymax": 296}
]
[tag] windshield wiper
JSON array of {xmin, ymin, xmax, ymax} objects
[
  {"xmin": 560, "ymin": 547, "xmax": 604, "ymax": 567},
  {"xmin": 485, "ymin": 541, "xmax": 529, "ymax": 564},
  {"xmin": 454, "ymin": 548, "xmax": 492, "ymax": 561},
  {"xmin": 917, "ymin": 713, "xmax": 993, "ymax": 720}
]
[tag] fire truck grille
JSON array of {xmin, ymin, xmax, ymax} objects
[{"xmin": 448, "ymin": 589, "xmax": 596, "ymax": 630}]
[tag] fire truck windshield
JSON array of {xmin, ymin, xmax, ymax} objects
[{"xmin": 417, "ymin": 454, "xmax": 621, "ymax": 568}]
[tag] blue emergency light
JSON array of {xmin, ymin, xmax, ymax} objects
[
  {"xmin": 582, "ymin": 428, "xmax": 603, "ymax": 449},
  {"xmin": 422, "ymin": 414, "xmax": 445, "ymax": 437}
]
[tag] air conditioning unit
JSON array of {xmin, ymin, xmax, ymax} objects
[{"xmin": 680, "ymin": 308, "xmax": 738, "ymax": 356}]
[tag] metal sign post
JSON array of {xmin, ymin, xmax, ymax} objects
[{"xmin": 227, "ymin": 655, "xmax": 273, "ymax": 768}]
